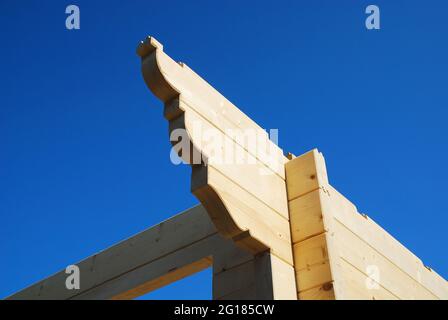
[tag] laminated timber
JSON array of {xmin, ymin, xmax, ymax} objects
[
  {"xmin": 7, "ymin": 205, "xmax": 294, "ymax": 300},
  {"xmin": 136, "ymin": 36, "xmax": 297, "ymax": 298},
  {"xmin": 134, "ymin": 36, "xmax": 447, "ymax": 300},
  {"xmin": 9, "ymin": 148, "xmax": 447, "ymax": 300},
  {"xmin": 6, "ymin": 36, "xmax": 448, "ymax": 300},
  {"xmin": 286, "ymin": 150, "xmax": 448, "ymax": 300}
]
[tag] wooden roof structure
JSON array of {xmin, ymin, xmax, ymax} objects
[{"xmin": 8, "ymin": 37, "xmax": 448, "ymax": 300}]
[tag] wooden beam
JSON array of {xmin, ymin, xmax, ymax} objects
[
  {"xmin": 7, "ymin": 205, "xmax": 216, "ymax": 300},
  {"xmin": 212, "ymin": 240, "xmax": 297, "ymax": 300},
  {"xmin": 286, "ymin": 149, "xmax": 448, "ymax": 300},
  {"xmin": 137, "ymin": 37, "xmax": 295, "ymax": 280},
  {"xmin": 7, "ymin": 205, "xmax": 296, "ymax": 300}
]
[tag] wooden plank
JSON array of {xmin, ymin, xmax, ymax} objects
[
  {"xmin": 169, "ymin": 98, "xmax": 287, "ymax": 179},
  {"xmin": 285, "ymin": 149, "xmax": 328, "ymax": 201},
  {"xmin": 298, "ymin": 283, "xmax": 335, "ymax": 300},
  {"xmin": 293, "ymin": 233, "xmax": 328, "ymax": 270},
  {"xmin": 9, "ymin": 203, "xmax": 295, "ymax": 300},
  {"xmin": 331, "ymin": 219, "xmax": 437, "ymax": 300},
  {"xmin": 295, "ymin": 258, "xmax": 332, "ymax": 290},
  {"xmin": 169, "ymin": 106, "xmax": 289, "ymax": 216},
  {"xmin": 289, "ymin": 189, "xmax": 325, "ymax": 243},
  {"xmin": 286, "ymin": 149, "xmax": 448, "ymax": 300},
  {"xmin": 112, "ymin": 258, "xmax": 212, "ymax": 300},
  {"xmin": 323, "ymin": 185, "xmax": 448, "ymax": 299},
  {"xmin": 269, "ymin": 254, "xmax": 298, "ymax": 300},
  {"xmin": 213, "ymin": 250, "xmax": 297, "ymax": 300},
  {"xmin": 7, "ymin": 205, "xmax": 217, "ymax": 300},
  {"xmin": 212, "ymin": 237, "xmax": 253, "ymax": 275},
  {"xmin": 139, "ymin": 42, "xmax": 287, "ymax": 178},
  {"xmin": 337, "ymin": 259, "xmax": 399, "ymax": 300},
  {"xmin": 213, "ymin": 259, "xmax": 256, "ymax": 299},
  {"xmin": 213, "ymin": 229, "xmax": 296, "ymax": 300},
  {"xmin": 195, "ymin": 165, "xmax": 294, "ymax": 265},
  {"xmin": 77, "ymin": 237, "xmax": 216, "ymax": 300},
  {"xmin": 286, "ymin": 150, "xmax": 335, "ymax": 300},
  {"xmin": 139, "ymin": 37, "xmax": 293, "ymax": 266},
  {"xmin": 216, "ymin": 285, "xmax": 257, "ymax": 300},
  {"xmin": 293, "ymin": 233, "xmax": 333, "ymax": 292}
]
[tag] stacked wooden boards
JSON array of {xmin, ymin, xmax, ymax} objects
[
  {"xmin": 138, "ymin": 36, "xmax": 447, "ymax": 300},
  {"xmin": 138, "ymin": 36, "xmax": 297, "ymax": 299},
  {"xmin": 9, "ymin": 36, "xmax": 447, "ymax": 300},
  {"xmin": 286, "ymin": 149, "xmax": 448, "ymax": 300},
  {"xmin": 7, "ymin": 205, "xmax": 295, "ymax": 300}
]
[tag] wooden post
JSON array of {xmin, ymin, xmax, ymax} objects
[{"xmin": 7, "ymin": 206, "xmax": 216, "ymax": 300}]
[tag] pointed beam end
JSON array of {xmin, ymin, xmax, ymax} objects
[{"xmin": 137, "ymin": 36, "xmax": 163, "ymax": 58}]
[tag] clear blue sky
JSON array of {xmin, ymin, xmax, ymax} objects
[{"xmin": 1, "ymin": 1, "xmax": 447, "ymax": 299}]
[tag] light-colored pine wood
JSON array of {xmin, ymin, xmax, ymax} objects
[
  {"xmin": 213, "ymin": 250, "xmax": 297, "ymax": 300},
  {"xmin": 10, "ymin": 37, "xmax": 448, "ymax": 301},
  {"xmin": 138, "ymin": 37, "xmax": 294, "ymax": 278},
  {"xmin": 291, "ymin": 224, "xmax": 334, "ymax": 295},
  {"xmin": 285, "ymin": 149, "xmax": 328, "ymax": 201},
  {"xmin": 286, "ymin": 150, "xmax": 336, "ymax": 299},
  {"xmin": 196, "ymin": 165, "xmax": 293, "ymax": 264},
  {"xmin": 269, "ymin": 254, "xmax": 298, "ymax": 300},
  {"xmin": 331, "ymin": 219, "xmax": 437, "ymax": 300},
  {"xmin": 286, "ymin": 148, "xmax": 448, "ymax": 300},
  {"xmin": 337, "ymin": 258, "xmax": 399, "ymax": 300},
  {"xmin": 167, "ymin": 98, "xmax": 287, "ymax": 179},
  {"xmin": 7, "ymin": 205, "xmax": 216, "ymax": 300},
  {"xmin": 322, "ymin": 185, "xmax": 448, "ymax": 299},
  {"xmin": 298, "ymin": 284, "xmax": 335, "ymax": 300},
  {"xmin": 213, "ymin": 258, "xmax": 258, "ymax": 299},
  {"xmin": 9, "ymin": 204, "xmax": 295, "ymax": 300},
  {"xmin": 289, "ymin": 189, "xmax": 325, "ymax": 243}
]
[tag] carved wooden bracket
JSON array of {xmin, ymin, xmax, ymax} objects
[{"xmin": 137, "ymin": 37, "xmax": 293, "ymax": 265}]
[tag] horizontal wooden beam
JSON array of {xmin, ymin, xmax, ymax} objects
[
  {"xmin": 137, "ymin": 37, "xmax": 294, "ymax": 271},
  {"xmin": 7, "ymin": 205, "xmax": 217, "ymax": 300},
  {"xmin": 7, "ymin": 204, "xmax": 295, "ymax": 300}
]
